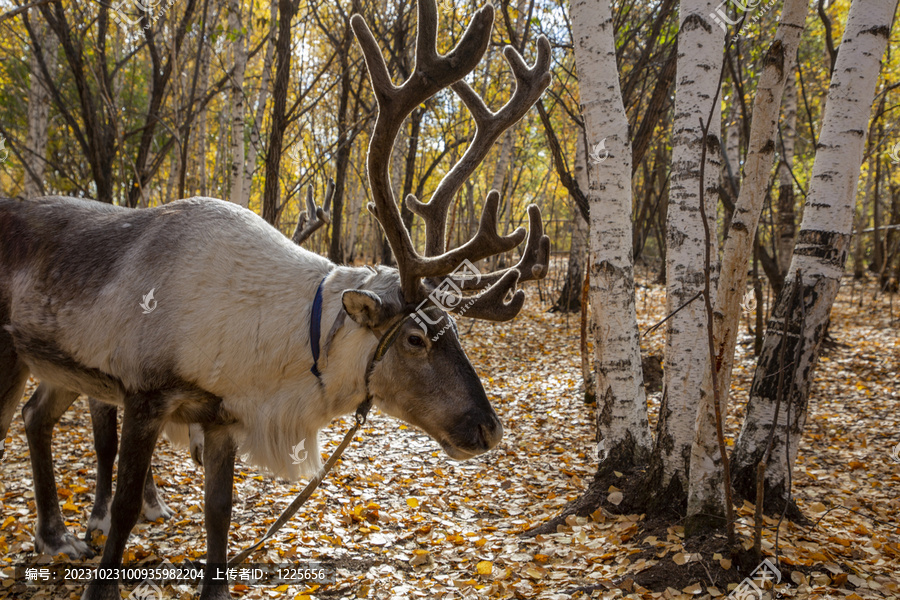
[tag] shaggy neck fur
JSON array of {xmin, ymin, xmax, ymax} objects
[{"xmin": 225, "ymin": 264, "xmax": 405, "ymax": 480}]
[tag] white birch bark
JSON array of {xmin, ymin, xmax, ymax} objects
[
  {"xmin": 212, "ymin": 109, "xmax": 227, "ymax": 197},
  {"xmin": 555, "ymin": 131, "xmax": 590, "ymax": 311},
  {"xmin": 573, "ymin": 133, "xmax": 594, "ymax": 400},
  {"xmin": 687, "ymin": 0, "xmax": 809, "ymax": 522},
  {"xmin": 722, "ymin": 100, "xmax": 741, "ymax": 196},
  {"xmin": 572, "ymin": 0, "xmax": 651, "ymax": 467},
  {"xmin": 491, "ymin": 131, "xmax": 515, "ymax": 194},
  {"xmin": 853, "ymin": 160, "xmax": 876, "ymax": 278},
  {"xmin": 776, "ymin": 66, "xmax": 798, "ymax": 274},
  {"xmin": 25, "ymin": 21, "xmax": 56, "ymax": 198},
  {"xmin": 731, "ymin": 0, "xmax": 897, "ymax": 504},
  {"xmin": 241, "ymin": 1, "xmax": 278, "ymax": 209},
  {"xmin": 653, "ymin": 0, "xmax": 723, "ymax": 495},
  {"xmin": 164, "ymin": 151, "xmax": 181, "ymax": 205},
  {"xmin": 491, "ymin": 0, "xmax": 528, "ymax": 246},
  {"xmin": 345, "ymin": 168, "xmax": 364, "ymax": 261},
  {"xmin": 228, "ymin": 0, "xmax": 248, "ymax": 207}
]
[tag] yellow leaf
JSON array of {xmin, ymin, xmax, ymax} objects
[
  {"xmin": 0, "ymin": 516, "xmax": 14, "ymax": 530},
  {"xmin": 476, "ymin": 561, "xmax": 493, "ymax": 575},
  {"xmin": 406, "ymin": 498, "xmax": 419, "ymax": 508},
  {"xmin": 683, "ymin": 583, "xmax": 703, "ymax": 594}
]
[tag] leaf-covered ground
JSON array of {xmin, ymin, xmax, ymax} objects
[{"xmin": 1, "ymin": 275, "xmax": 898, "ymax": 599}]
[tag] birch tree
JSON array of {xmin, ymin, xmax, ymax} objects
[
  {"xmin": 731, "ymin": 0, "xmax": 898, "ymax": 509},
  {"xmin": 24, "ymin": 20, "xmax": 56, "ymax": 198},
  {"xmin": 228, "ymin": 0, "xmax": 248, "ymax": 207},
  {"xmin": 686, "ymin": 0, "xmax": 810, "ymax": 525},
  {"xmin": 571, "ymin": 0, "xmax": 652, "ymax": 474},
  {"xmin": 776, "ymin": 67, "xmax": 799, "ymax": 277},
  {"xmin": 492, "ymin": 0, "xmax": 531, "ymax": 227},
  {"xmin": 197, "ymin": 33, "xmax": 212, "ymax": 197},
  {"xmin": 241, "ymin": 2, "xmax": 278, "ymax": 209},
  {"xmin": 552, "ymin": 130, "xmax": 589, "ymax": 313},
  {"xmin": 646, "ymin": 0, "xmax": 722, "ymax": 503}
]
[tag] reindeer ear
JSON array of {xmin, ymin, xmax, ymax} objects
[{"xmin": 342, "ymin": 290, "xmax": 388, "ymax": 328}]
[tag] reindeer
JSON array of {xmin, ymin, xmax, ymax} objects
[
  {"xmin": 4, "ymin": 184, "xmax": 334, "ymax": 559},
  {"xmin": 0, "ymin": 1, "xmax": 551, "ymax": 598}
]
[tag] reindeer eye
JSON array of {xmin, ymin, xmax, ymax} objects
[{"xmin": 407, "ymin": 335, "xmax": 426, "ymax": 348}]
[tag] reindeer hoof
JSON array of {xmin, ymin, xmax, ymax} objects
[
  {"xmin": 85, "ymin": 510, "xmax": 111, "ymax": 542},
  {"xmin": 142, "ymin": 496, "xmax": 175, "ymax": 522},
  {"xmin": 35, "ymin": 529, "xmax": 94, "ymax": 559}
]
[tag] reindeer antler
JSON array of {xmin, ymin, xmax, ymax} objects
[
  {"xmin": 292, "ymin": 179, "xmax": 334, "ymax": 246},
  {"xmin": 351, "ymin": 0, "xmax": 551, "ymax": 321}
]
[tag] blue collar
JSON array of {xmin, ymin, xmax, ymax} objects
[{"xmin": 310, "ymin": 277, "xmax": 327, "ymax": 379}]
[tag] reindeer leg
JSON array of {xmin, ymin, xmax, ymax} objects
[
  {"xmin": 0, "ymin": 327, "xmax": 27, "ymax": 462},
  {"xmin": 199, "ymin": 424, "xmax": 236, "ymax": 600},
  {"xmin": 86, "ymin": 398, "xmax": 173, "ymax": 546},
  {"xmin": 85, "ymin": 400, "xmax": 116, "ymax": 544},
  {"xmin": 22, "ymin": 384, "xmax": 93, "ymax": 558},
  {"xmin": 82, "ymin": 391, "xmax": 165, "ymax": 600},
  {"xmin": 141, "ymin": 463, "xmax": 174, "ymax": 522}
]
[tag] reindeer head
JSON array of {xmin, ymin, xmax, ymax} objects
[{"xmin": 346, "ymin": 0, "xmax": 552, "ymax": 459}]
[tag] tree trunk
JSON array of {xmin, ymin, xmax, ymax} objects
[
  {"xmin": 345, "ymin": 169, "xmax": 363, "ymax": 262},
  {"xmin": 645, "ymin": 0, "xmax": 722, "ymax": 508},
  {"xmin": 242, "ymin": 1, "xmax": 278, "ymax": 209},
  {"xmin": 871, "ymin": 136, "xmax": 884, "ymax": 273},
  {"xmin": 687, "ymin": 0, "xmax": 809, "ymax": 529},
  {"xmin": 853, "ymin": 152, "xmax": 876, "ymax": 278},
  {"xmin": 197, "ymin": 33, "xmax": 211, "ymax": 197},
  {"xmin": 262, "ymin": 0, "xmax": 296, "ymax": 225},
  {"xmin": 228, "ymin": 0, "xmax": 248, "ymax": 207},
  {"xmin": 489, "ymin": 0, "xmax": 528, "ymax": 268},
  {"xmin": 776, "ymin": 66, "xmax": 798, "ymax": 278},
  {"xmin": 731, "ymin": 0, "xmax": 897, "ymax": 511},
  {"xmin": 721, "ymin": 99, "xmax": 741, "ymax": 227},
  {"xmin": 573, "ymin": 0, "xmax": 652, "ymax": 474},
  {"xmin": 328, "ymin": 45, "xmax": 353, "ymax": 264},
  {"xmin": 553, "ymin": 130, "xmax": 589, "ymax": 313},
  {"xmin": 554, "ymin": 214, "xmax": 589, "ymax": 312},
  {"xmin": 25, "ymin": 20, "xmax": 56, "ymax": 198}
]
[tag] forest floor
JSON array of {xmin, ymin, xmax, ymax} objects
[{"xmin": 0, "ymin": 273, "xmax": 898, "ymax": 600}]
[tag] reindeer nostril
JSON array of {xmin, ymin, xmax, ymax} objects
[{"xmin": 475, "ymin": 424, "xmax": 489, "ymax": 449}]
